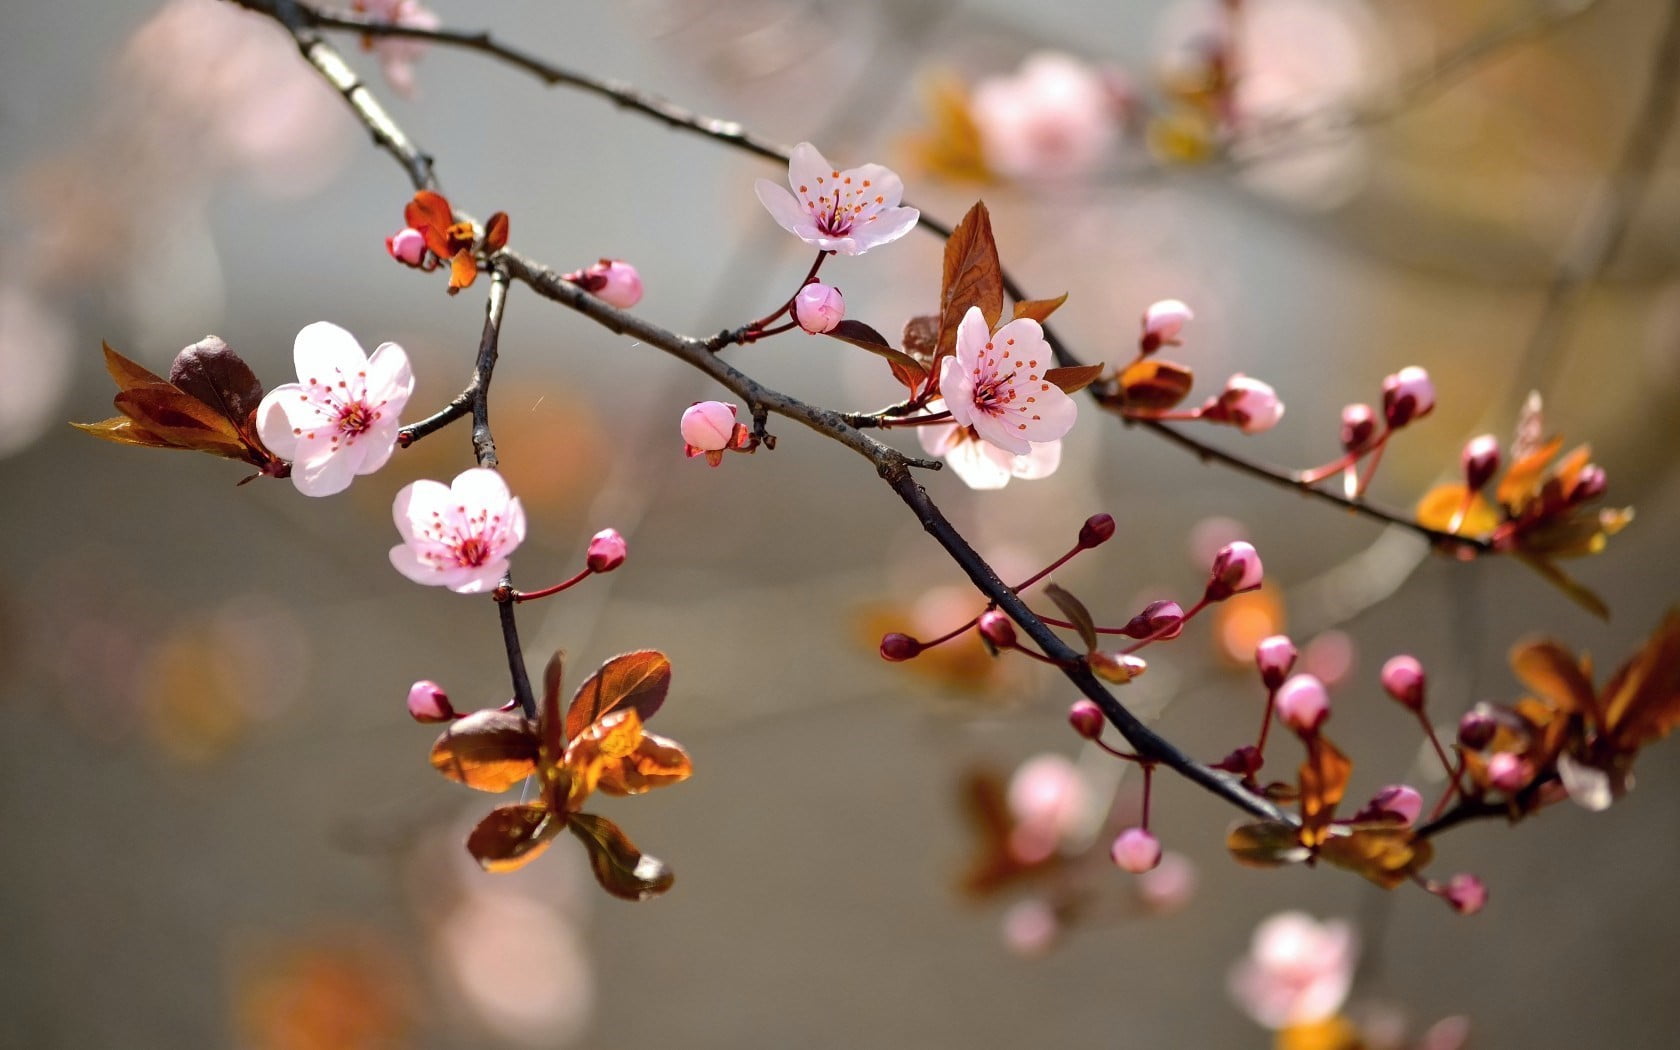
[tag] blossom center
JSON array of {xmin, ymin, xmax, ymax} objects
[
  {"xmin": 337, "ymin": 400, "xmax": 376, "ymax": 436},
  {"xmin": 972, "ymin": 370, "xmax": 1018, "ymax": 416},
  {"xmin": 454, "ymin": 535, "xmax": 491, "ymax": 567},
  {"xmin": 813, "ymin": 197, "xmax": 853, "ymax": 237}
]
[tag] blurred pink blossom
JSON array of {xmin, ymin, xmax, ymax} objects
[
  {"xmin": 1228, "ymin": 911, "xmax": 1358, "ymax": 1029},
  {"xmin": 1006, "ymin": 753, "xmax": 1091, "ymax": 863},
  {"xmin": 354, "ymin": 0, "xmax": 441, "ymax": 97},
  {"xmin": 970, "ymin": 52, "xmax": 1120, "ymax": 181}
]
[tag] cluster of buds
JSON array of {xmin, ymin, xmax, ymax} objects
[{"xmin": 1108, "ymin": 299, "xmax": 1285, "ymax": 435}]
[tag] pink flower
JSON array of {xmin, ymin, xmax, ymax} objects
[
  {"xmin": 1135, "ymin": 851, "xmax": 1197, "ymax": 912},
  {"xmin": 586, "ymin": 528, "xmax": 627, "ymax": 573},
  {"xmin": 970, "ymin": 52, "xmax": 1119, "ymax": 181},
  {"xmin": 354, "ymin": 0, "xmax": 440, "ymax": 97},
  {"xmin": 1440, "ymin": 873, "xmax": 1487, "ymax": 915},
  {"xmin": 1110, "ymin": 827, "xmax": 1162, "ymax": 873},
  {"xmin": 1228, "ymin": 911, "xmax": 1359, "ymax": 1030},
  {"xmin": 916, "ymin": 399, "xmax": 1062, "ymax": 489},
  {"xmin": 1486, "ymin": 751, "xmax": 1534, "ymax": 793},
  {"xmin": 937, "ymin": 307, "xmax": 1077, "ymax": 456},
  {"xmin": 406, "ymin": 680, "xmax": 454, "ymax": 723},
  {"xmin": 754, "ymin": 142, "xmax": 919, "ymax": 255},
  {"xmin": 793, "ymin": 282, "xmax": 845, "ymax": 333},
  {"xmin": 389, "ymin": 467, "xmax": 527, "ymax": 594},
  {"xmin": 257, "ymin": 321, "xmax": 414, "ymax": 497},
  {"xmin": 1206, "ymin": 374, "xmax": 1285, "ymax": 434},
  {"xmin": 1358, "ymin": 784, "xmax": 1423, "ymax": 826},
  {"xmin": 1276, "ymin": 673, "xmax": 1330, "ymax": 734},
  {"xmin": 680, "ymin": 400, "xmax": 737, "ymax": 453},
  {"xmin": 386, "ymin": 226, "xmax": 427, "ymax": 266},
  {"xmin": 1461, "ymin": 434, "xmax": 1500, "ymax": 492},
  {"xmin": 1000, "ymin": 898, "xmax": 1060, "ymax": 958}
]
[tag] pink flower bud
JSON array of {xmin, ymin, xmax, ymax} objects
[
  {"xmin": 1457, "ymin": 706, "xmax": 1497, "ymax": 750},
  {"xmin": 1078, "ymin": 513, "xmax": 1116, "ymax": 549},
  {"xmin": 1068, "ymin": 698, "xmax": 1105, "ymax": 739},
  {"xmin": 1276, "ymin": 673, "xmax": 1330, "ymax": 734},
  {"xmin": 1204, "ymin": 540, "xmax": 1264, "ymax": 602},
  {"xmin": 793, "ymin": 282, "xmax": 845, "ymax": 334},
  {"xmin": 1379, "ymin": 654, "xmax": 1426, "ymax": 711},
  {"xmin": 1340, "ymin": 403, "xmax": 1378, "ymax": 454},
  {"xmin": 1461, "ymin": 434, "xmax": 1501, "ymax": 492},
  {"xmin": 586, "ymin": 528, "xmax": 627, "ymax": 572},
  {"xmin": 385, "ymin": 227, "xmax": 427, "ymax": 267},
  {"xmin": 589, "ymin": 259, "xmax": 643, "ymax": 309},
  {"xmin": 1381, "ymin": 366, "xmax": 1435, "ymax": 428},
  {"xmin": 1110, "ymin": 827, "xmax": 1162, "ymax": 873},
  {"xmin": 1135, "ymin": 850, "xmax": 1197, "ymax": 912},
  {"xmin": 880, "ymin": 632, "xmax": 922, "ymax": 661},
  {"xmin": 1122, "ymin": 600, "xmax": 1185, "ymax": 640},
  {"xmin": 681, "ymin": 400, "xmax": 737, "ymax": 452},
  {"xmin": 1569, "ymin": 463, "xmax": 1606, "ymax": 504},
  {"xmin": 1362, "ymin": 784, "xmax": 1423, "ymax": 826},
  {"xmin": 406, "ymin": 679, "xmax": 454, "ymax": 723},
  {"xmin": 1440, "ymin": 872, "xmax": 1487, "ymax": 915},
  {"xmin": 1254, "ymin": 634, "xmax": 1298, "ymax": 689},
  {"xmin": 1486, "ymin": 751, "xmax": 1533, "ymax": 793},
  {"xmin": 1140, "ymin": 298, "xmax": 1193, "ymax": 352},
  {"xmin": 1212, "ymin": 374, "xmax": 1285, "ymax": 434},
  {"xmin": 978, "ymin": 609, "xmax": 1017, "ymax": 648}
]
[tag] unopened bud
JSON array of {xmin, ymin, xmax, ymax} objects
[
  {"xmin": 1078, "ymin": 513, "xmax": 1116, "ymax": 549},
  {"xmin": 1140, "ymin": 298, "xmax": 1193, "ymax": 353},
  {"xmin": 1569, "ymin": 463, "xmax": 1607, "ymax": 504},
  {"xmin": 1254, "ymin": 634, "xmax": 1298, "ymax": 689},
  {"xmin": 1210, "ymin": 374, "xmax": 1285, "ymax": 434},
  {"xmin": 1090, "ymin": 650, "xmax": 1148, "ymax": 683},
  {"xmin": 1067, "ymin": 699, "xmax": 1105, "ymax": 739},
  {"xmin": 1340, "ymin": 403, "xmax": 1378, "ymax": 454},
  {"xmin": 1381, "ymin": 366, "xmax": 1436, "ymax": 429},
  {"xmin": 880, "ymin": 632, "xmax": 923, "ymax": 662},
  {"xmin": 680, "ymin": 400, "xmax": 738, "ymax": 453},
  {"xmin": 1204, "ymin": 540, "xmax": 1263, "ymax": 602},
  {"xmin": 1380, "ymin": 654, "xmax": 1426, "ymax": 711},
  {"xmin": 1360, "ymin": 784, "xmax": 1423, "ymax": 826},
  {"xmin": 1461, "ymin": 434, "xmax": 1501, "ymax": 492},
  {"xmin": 977, "ymin": 609, "xmax": 1017, "ymax": 649},
  {"xmin": 1110, "ymin": 827, "xmax": 1163, "ymax": 873},
  {"xmin": 1000, "ymin": 898, "xmax": 1060, "ymax": 958},
  {"xmin": 406, "ymin": 680, "xmax": 454, "ymax": 723},
  {"xmin": 1276, "ymin": 673, "xmax": 1330, "ymax": 734},
  {"xmin": 385, "ymin": 227, "xmax": 427, "ymax": 267},
  {"xmin": 592, "ymin": 259, "xmax": 643, "ymax": 308},
  {"xmin": 1486, "ymin": 751, "xmax": 1533, "ymax": 793},
  {"xmin": 586, "ymin": 528, "xmax": 627, "ymax": 572},
  {"xmin": 1122, "ymin": 600, "xmax": 1184, "ymax": 640},
  {"xmin": 793, "ymin": 282, "xmax": 845, "ymax": 334},
  {"xmin": 1439, "ymin": 872, "xmax": 1487, "ymax": 915},
  {"xmin": 1457, "ymin": 706, "xmax": 1498, "ymax": 750},
  {"xmin": 1212, "ymin": 745, "xmax": 1263, "ymax": 777}
]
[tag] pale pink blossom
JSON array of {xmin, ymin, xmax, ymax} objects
[
  {"xmin": 1135, "ymin": 851, "xmax": 1198, "ymax": 912},
  {"xmin": 1486, "ymin": 752, "xmax": 1534, "ymax": 793},
  {"xmin": 355, "ymin": 0, "xmax": 440, "ymax": 97},
  {"xmin": 1006, "ymin": 753, "xmax": 1090, "ymax": 863},
  {"xmin": 970, "ymin": 52, "xmax": 1119, "ymax": 181},
  {"xmin": 257, "ymin": 322, "xmax": 414, "ymax": 497},
  {"xmin": 793, "ymin": 282, "xmax": 845, "ymax": 333},
  {"xmin": 1358, "ymin": 784, "xmax": 1423, "ymax": 826},
  {"xmin": 1000, "ymin": 898, "xmax": 1060, "ymax": 957},
  {"xmin": 1276, "ymin": 673, "xmax": 1330, "ymax": 733},
  {"xmin": 1110, "ymin": 827, "xmax": 1162, "ymax": 873},
  {"xmin": 389, "ymin": 468, "xmax": 527, "ymax": 594},
  {"xmin": 1440, "ymin": 873, "xmax": 1487, "ymax": 915},
  {"xmin": 386, "ymin": 226, "xmax": 427, "ymax": 266},
  {"xmin": 937, "ymin": 307, "xmax": 1077, "ymax": 456},
  {"xmin": 1205, "ymin": 540, "xmax": 1264, "ymax": 600},
  {"xmin": 1340, "ymin": 402, "xmax": 1378, "ymax": 452},
  {"xmin": 680, "ymin": 400, "xmax": 737, "ymax": 453},
  {"xmin": 1228, "ymin": 911, "xmax": 1358, "ymax": 1030},
  {"xmin": 916, "ymin": 398, "xmax": 1062, "ymax": 489},
  {"xmin": 1255, "ymin": 634, "xmax": 1298, "ymax": 689},
  {"xmin": 754, "ymin": 142, "xmax": 919, "ymax": 255},
  {"xmin": 1379, "ymin": 654, "xmax": 1426, "ymax": 710}
]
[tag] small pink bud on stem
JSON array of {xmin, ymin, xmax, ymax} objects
[
  {"xmin": 1203, "ymin": 375, "xmax": 1285, "ymax": 434},
  {"xmin": 1356, "ymin": 784, "xmax": 1423, "ymax": 826},
  {"xmin": 1122, "ymin": 600, "xmax": 1185, "ymax": 640},
  {"xmin": 1068, "ymin": 698, "xmax": 1105, "ymax": 739},
  {"xmin": 565, "ymin": 259, "xmax": 644, "ymax": 308},
  {"xmin": 1140, "ymin": 298, "xmax": 1193, "ymax": 353},
  {"xmin": 1077, "ymin": 513, "xmax": 1116, "ymax": 549},
  {"xmin": 1436, "ymin": 873, "xmax": 1487, "ymax": 915},
  {"xmin": 1457, "ymin": 707, "xmax": 1498, "ymax": 750},
  {"xmin": 586, "ymin": 528, "xmax": 627, "ymax": 573},
  {"xmin": 386, "ymin": 227, "xmax": 428, "ymax": 267},
  {"xmin": 1340, "ymin": 403, "xmax": 1378, "ymax": 453},
  {"xmin": 681, "ymin": 400, "xmax": 738, "ymax": 455},
  {"xmin": 1203, "ymin": 541, "xmax": 1263, "ymax": 602},
  {"xmin": 1380, "ymin": 654, "xmax": 1426, "ymax": 711},
  {"xmin": 406, "ymin": 680, "xmax": 455, "ymax": 723},
  {"xmin": 1461, "ymin": 434, "xmax": 1501, "ymax": 492},
  {"xmin": 977, "ymin": 609, "xmax": 1018, "ymax": 649},
  {"xmin": 1486, "ymin": 751, "xmax": 1534, "ymax": 793},
  {"xmin": 880, "ymin": 633, "xmax": 923, "ymax": 662},
  {"xmin": 793, "ymin": 282, "xmax": 845, "ymax": 333},
  {"xmin": 1381, "ymin": 366, "xmax": 1436, "ymax": 429},
  {"xmin": 1569, "ymin": 463, "xmax": 1607, "ymax": 504},
  {"xmin": 1254, "ymin": 634, "xmax": 1297, "ymax": 690},
  {"xmin": 1110, "ymin": 827, "xmax": 1162, "ymax": 873},
  {"xmin": 1276, "ymin": 673, "xmax": 1330, "ymax": 734}
]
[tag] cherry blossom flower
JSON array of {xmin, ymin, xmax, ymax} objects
[
  {"xmin": 257, "ymin": 321, "xmax": 414, "ymax": 497},
  {"xmin": 354, "ymin": 0, "xmax": 440, "ymax": 97},
  {"xmin": 1228, "ymin": 911, "xmax": 1359, "ymax": 1030},
  {"xmin": 389, "ymin": 468, "xmax": 527, "ymax": 594},
  {"xmin": 916, "ymin": 399, "xmax": 1062, "ymax": 489},
  {"xmin": 937, "ymin": 307, "xmax": 1077, "ymax": 456},
  {"xmin": 1205, "ymin": 374, "xmax": 1286, "ymax": 434},
  {"xmin": 970, "ymin": 52, "xmax": 1119, "ymax": 181},
  {"xmin": 754, "ymin": 142, "xmax": 919, "ymax": 255}
]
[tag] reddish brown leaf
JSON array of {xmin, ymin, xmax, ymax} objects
[
  {"xmin": 565, "ymin": 650, "xmax": 671, "ymax": 739},
  {"xmin": 567, "ymin": 812, "xmax": 675, "ymax": 901},
  {"xmin": 592, "ymin": 730, "xmax": 693, "ymax": 797},
  {"xmin": 1043, "ymin": 364, "xmax": 1104, "ymax": 396},
  {"xmin": 1012, "ymin": 293, "xmax": 1068, "ymax": 325},
  {"xmin": 901, "ymin": 314, "xmax": 940, "ymax": 364},
  {"xmin": 1118, "ymin": 358, "xmax": 1195, "ymax": 411},
  {"xmin": 823, "ymin": 321, "xmax": 929, "ymax": 395},
  {"xmin": 1318, "ymin": 828, "xmax": 1431, "ymax": 890},
  {"xmin": 1226, "ymin": 820, "xmax": 1310, "ymax": 867},
  {"xmin": 540, "ymin": 649, "xmax": 566, "ymax": 763},
  {"xmin": 447, "ymin": 251, "xmax": 478, "ymax": 295},
  {"xmin": 1298, "ymin": 735, "xmax": 1352, "ymax": 847},
  {"xmin": 405, "ymin": 189, "xmax": 454, "ymax": 255},
  {"xmin": 1043, "ymin": 583, "xmax": 1097, "ymax": 652},
  {"xmin": 935, "ymin": 201, "xmax": 1005, "ymax": 363},
  {"xmin": 1602, "ymin": 608, "xmax": 1680, "ymax": 748},
  {"xmin": 168, "ymin": 336, "xmax": 265, "ymax": 430},
  {"xmin": 429, "ymin": 708, "xmax": 539, "ymax": 792},
  {"xmin": 1415, "ymin": 483, "xmax": 1498, "ymax": 536},
  {"xmin": 1514, "ymin": 553, "xmax": 1610, "ymax": 621},
  {"xmin": 483, "ymin": 211, "xmax": 510, "ymax": 252},
  {"xmin": 101, "ymin": 342, "xmax": 166, "ymax": 391},
  {"xmin": 466, "ymin": 803, "xmax": 561, "ymax": 873},
  {"xmin": 72, "ymin": 416, "xmax": 181, "ymax": 449},
  {"xmin": 1509, "ymin": 637, "xmax": 1597, "ymax": 720},
  {"xmin": 113, "ymin": 387, "xmax": 253, "ymax": 460},
  {"xmin": 1496, "ymin": 434, "xmax": 1562, "ymax": 510}
]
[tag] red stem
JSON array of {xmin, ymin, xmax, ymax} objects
[{"xmin": 511, "ymin": 566, "xmax": 593, "ymax": 603}]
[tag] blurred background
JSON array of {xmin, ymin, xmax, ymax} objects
[{"xmin": 2, "ymin": 0, "xmax": 1678, "ymax": 1046}]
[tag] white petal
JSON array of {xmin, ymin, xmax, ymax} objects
[
  {"xmin": 954, "ymin": 306, "xmax": 990, "ymax": 375},
  {"xmin": 289, "ymin": 443, "xmax": 357, "ymax": 497},
  {"xmin": 389, "ymin": 542, "xmax": 443, "ymax": 586},
  {"xmin": 446, "ymin": 558, "xmax": 510, "ymax": 594},
  {"xmin": 755, "ymin": 179, "xmax": 813, "ymax": 239},
  {"xmin": 853, "ymin": 205, "xmax": 920, "ymax": 252},
  {"xmin": 392, "ymin": 478, "xmax": 452, "ymax": 543},
  {"xmin": 292, "ymin": 321, "xmax": 368, "ymax": 383},
  {"xmin": 945, "ymin": 438, "xmax": 1012, "ymax": 489},
  {"xmin": 1011, "ymin": 439, "xmax": 1062, "ymax": 480},
  {"xmin": 786, "ymin": 142, "xmax": 834, "ymax": 189},
  {"xmin": 451, "ymin": 466, "xmax": 512, "ymax": 509},
  {"xmin": 846, "ymin": 163, "xmax": 904, "ymax": 206},
  {"xmin": 501, "ymin": 496, "xmax": 528, "ymax": 549},
  {"xmin": 1558, "ymin": 752, "xmax": 1615, "ymax": 811},
  {"xmin": 1013, "ymin": 385, "xmax": 1078, "ymax": 445},
  {"xmin": 990, "ymin": 316, "xmax": 1047, "ymax": 352},
  {"xmin": 256, "ymin": 386, "xmax": 304, "ymax": 460},
  {"xmin": 348, "ymin": 422, "xmax": 399, "ymax": 477},
  {"xmin": 365, "ymin": 342, "xmax": 415, "ymax": 410},
  {"xmin": 971, "ymin": 411, "xmax": 1032, "ymax": 456},
  {"xmin": 916, "ymin": 413, "xmax": 962, "ymax": 458}
]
